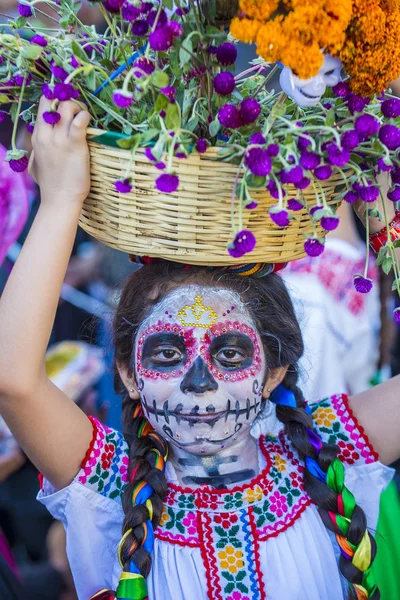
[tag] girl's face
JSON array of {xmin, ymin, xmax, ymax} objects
[{"xmin": 134, "ymin": 286, "xmax": 267, "ymax": 455}]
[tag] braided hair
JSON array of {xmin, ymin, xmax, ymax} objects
[{"xmin": 92, "ymin": 260, "xmax": 378, "ymax": 600}]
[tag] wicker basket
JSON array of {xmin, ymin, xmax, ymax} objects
[{"xmin": 80, "ymin": 128, "xmax": 344, "ymax": 266}]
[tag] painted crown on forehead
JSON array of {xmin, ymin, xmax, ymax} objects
[{"xmin": 178, "ymin": 295, "xmax": 218, "ymax": 328}]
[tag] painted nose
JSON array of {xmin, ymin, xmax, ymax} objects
[{"xmin": 180, "ymin": 357, "xmax": 219, "ymax": 394}]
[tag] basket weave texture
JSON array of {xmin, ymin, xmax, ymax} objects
[{"xmin": 80, "ymin": 130, "xmax": 344, "ymax": 266}]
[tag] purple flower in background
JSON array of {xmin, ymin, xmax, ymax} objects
[
  {"xmin": 359, "ymin": 185, "xmax": 379, "ymax": 203},
  {"xmin": 54, "ymin": 82, "xmax": 75, "ymax": 101},
  {"xmin": 114, "ymin": 178, "xmax": 132, "ymax": 193},
  {"xmin": 269, "ymin": 207, "xmax": 290, "ymax": 227},
  {"xmin": 250, "ymin": 132, "xmax": 266, "ymax": 145},
  {"xmin": 71, "ymin": 55, "xmax": 80, "ymax": 68},
  {"xmin": 314, "ymin": 165, "xmax": 333, "ymax": 180},
  {"xmin": 347, "ymin": 94, "xmax": 369, "ymax": 115},
  {"xmin": 214, "ymin": 72, "xmax": 235, "ymax": 96},
  {"xmin": 379, "ymin": 124, "xmax": 400, "ymax": 150},
  {"xmin": 149, "ymin": 28, "xmax": 173, "ymax": 50},
  {"xmin": 344, "ymin": 190, "xmax": 358, "ymax": 203},
  {"xmin": 288, "ymin": 198, "xmax": 303, "ymax": 211},
  {"xmin": 300, "ymin": 151, "xmax": 320, "ymax": 170},
  {"xmin": 266, "ymin": 179, "xmax": 285, "ymax": 200},
  {"xmin": 304, "ymin": 238, "xmax": 324, "ymax": 257},
  {"xmin": 216, "ymin": 42, "xmax": 237, "ymax": 66},
  {"xmin": 9, "ymin": 155, "xmax": 28, "ymax": 172},
  {"xmin": 43, "ymin": 111, "xmax": 61, "ymax": 125},
  {"xmin": 26, "ymin": 123, "xmax": 34, "ymax": 134},
  {"xmin": 122, "ymin": 2, "xmax": 140, "ymax": 21},
  {"xmin": 103, "ymin": 0, "xmax": 124, "ymax": 13},
  {"xmin": 381, "ymin": 98, "xmax": 400, "ymax": 118},
  {"xmin": 341, "ymin": 130, "xmax": 360, "ymax": 150},
  {"xmin": 42, "ymin": 83, "xmax": 55, "ymax": 100},
  {"xmin": 30, "ymin": 34, "xmax": 47, "ymax": 47},
  {"xmin": 391, "ymin": 166, "xmax": 400, "ymax": 184},
  {"xmin": 156, "ymin": 173, "xmax": 179, "ymax": 193},
  {"xmin": 13, "ymin": 72, "xmax": 32, "ymax": 86},
  {"xmin": 354, "ymin": 114, "xmax": 380, "ymax": 138},
  {"xmin": 394, "ymin": 308, "xmax": 400, "ymax": 324},
  {"xmin": 321, "ymin": 216, "xmax": 339, "ymax": 231},
  {"xmin": 132, "ymin": 58, "xmax": 155, "ymax": 77},
  {"xmin": 310, "ymin": 205, "xmax": 324, "ymax": 218},
  {"xmin": 131, "ymin": 19, "xmax": 149, "ymax": 36},
  {"xmin": 266, "ymin": 144, "xmax": 279, "ymax": 157},
  {"xmin": 280, "ymin": 166, "xmax": 303, "ymax": 184},
  {"xmin": 239, "ymin": 98, "xmax": 261, "ymax": 125},
  {"xmin": 168, "ymin": 21, "xmax": 183, "ymax": 38},
  {"xmin": 353, "ymin": 275, "xmax": 373, "ymax": 293},
  {"xmin": 140, "ymin": 1, "xmax": 153, "ymax": 13},
  {"xmin": 113, "ymin": 90, "xmax": 134, "ymax": 108},
  {"xmin": 144, "ymin": 148, "xmax": 157, "ymax": 162},
  {"xmin": 196, "ymin": 139, "xmax": 208, "ymax": 153},
  {"xmin": 228, "ymin": 229, "xmax": 256, "ymax": 258},
  {"xmin": 160, "ymin": 86, "xmax": 176, "ymax": 103},
  {"xmin": 326, "ymin": 143, "xmax": 350, "ymax": 167},
  {"xmin": 245, "ymin": 148, "xmax": 271, "ymax": 177},
  {"xmin": 147, "ymin": 8, "xmax": 168, "ymax": 28},
  {"xmin": 0, "ymin": 111, "xmax": 7, "ymax": 124},
  {"xmin": 294, "ymin": 177, "xmax": 311, "ymax": 189},
  {"xmin": 332, "ymin": 82, "xmax": 350, "ymax": 97},
  {"xmin": 387, "ymin": 186, "xmax": 400, "ymax": 201},
  {"xmin": 218, "ymin": 105, "xmax": 242, "ymax": 129},
  {"xmin": 18, "ymin": 3, "xmax": 32, "ymax": 17},
  {"xmin": 51, "ymin": 64, "xmax": 68, "ymax": 81},
  {"xmin": 297, "ymin": 135, "xmax": 312, "ymax": 150},
  {"xmin": 245, "ymin": 201, "xmax": 258, "ymax": 209},
  {"xmin": 377, "ymin": 157, "xmax": 393, "ymax": 172}
]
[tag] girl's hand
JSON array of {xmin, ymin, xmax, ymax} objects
[{"xmin": 29, "ymin": 96, "xmax": 92, "ymax": 206}]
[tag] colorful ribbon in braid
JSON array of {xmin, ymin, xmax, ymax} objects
[
  {"xmin": 270, "ymin": 385, "xmax": 378, "ymax": 600},
  {"xmin": 115, "ymin": 404, "xmax": 168, "ymax": 600}
]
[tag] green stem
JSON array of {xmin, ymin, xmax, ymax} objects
[
  {"xmin": 251, "ymin": 65, "xmax": 279, "ymax": 98},
  {"xmin": 364, "ymin": 212, "xmax": 370, "ymax": 278},
  {"xmin": 11, "ymin": 75, "xmax": 26, "ymax": 152}
]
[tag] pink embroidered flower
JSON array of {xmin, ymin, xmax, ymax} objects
[
  {"xmin": 227, "ymin": 592, "xmax": 250, "ymax": 600},
  {"xmin": 269, "ymin": 491, "xmax": 288, "ymax": 517},
  {"xmin": 214, "ymin": 513, "xmax": 238, "ymax": 529},
  {"xmin": 120, "ymin": 455, "xmax": 130, "ymax": 482},
  {"xmin": 182, "ymin": 512, "xmax": 198, "ymax": 535},
  {"xmin": 101, "ymin": 443, "xmax": 115, "ymax": 470}
]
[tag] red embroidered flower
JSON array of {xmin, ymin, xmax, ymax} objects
[
  {"xmin": 289, "ymin": 472, "xmax": 304, "ymax": 489},
  {"xmin": 100, "ymin": 443, "xmax": 115, "ymax": 470},
  {"xmin": 269, "ymin": 491, "xmax": 288, "ymax": 517},
  {"xmin": 338, "ymin": 440, "xmax": 359, "ymax": 465},
  {"xmin": 214, "ymin": 513, "xmax": 238, "ymax": 529}
]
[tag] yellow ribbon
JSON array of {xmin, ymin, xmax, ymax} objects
[
  {"xmin": 117, "ymin": 528, "xmax": 133, "ymax": 568},
  {"xmin": 146, "ymin": 499, "xmax": 154, "ymax": 521},
  {"xmin": 352, "ymin": 530, "xmax": 372, "ymax": 572}
]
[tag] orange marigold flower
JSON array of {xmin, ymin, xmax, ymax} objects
[
  {"xmin": 255, "ymin": 20, "xmax": 286, "ymax": 65},
  {"xmin": 281, "ymin": 39, "xmax": 323, "ymax": 79},
  {"xmin": 230, "ymin": 17, "xmax": 262, "ymax": 44},
  {"xmin": 239, "ymin": 0, "xmax": 279, "ymax": 20}
]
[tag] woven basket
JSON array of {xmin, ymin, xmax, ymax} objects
[{"xmin": 80, "ymin": 128, "xmax": 344, "ymax": 266}]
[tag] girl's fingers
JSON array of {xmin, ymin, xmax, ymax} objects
[
  {"xmin": 27, "ymin": 150, "xmax": 37, "ymax": 183},
  {"xmin": 56, "ymin": 101, "xmax": 83, "ymax": 136},
  {"xmin": 34, "ymin": 96, "xmax": 53, "ymax": 145},
  {"xmin": 69, "ymin": 110, "xmax": 91, "ymax": 143}
]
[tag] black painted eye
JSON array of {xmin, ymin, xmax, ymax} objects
[
  {"xmin": 215, "ymin": 348, "xmax": 245, "ymax": 363},
  {"xmin": 152, "ymin": 347, "xmax": 183, "ymax": 363},
  {"xmin": 324, "ymin": 69, "xmax": 335, "ymax": 76}
]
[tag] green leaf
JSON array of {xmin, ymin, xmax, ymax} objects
[
  {"xmin": 292, "ymin": 488, "xmax": 301, "ymax": 497},
  {"xmin": 225, "ymin": 583, "xmax": 235, "ymax": 594},
  {"xmin": 236, "ymin": 571, "xmax": 246, "ymax": 581},
  {"xmin": 186, "ymin": 116, "xmax": 199, "ymax": 132},
  {"xmin": 71, "ymin": 40, "xmax": 89, "ymax": 63},
  {"xmin": 215, "ymin": 526, "xmax": 226, "ymax": 537},
  {"xmin": 140, "ymin": 128, "xmax": 160, "ymax": 144},
  {"xmin": 237, "ymin": 583, "xmax": 249, "ymax": 594},
  {"xmin": 392, "ymin": 280, "xmax": 400, "ymax": 292},
  {"xmin": 86, "ymin": 70, "xmax": 97, "ymax": 92},
  {"xmin": 246, "ymin": 175, "xmax": 265, "ymax": 188},
  {"xmin": 151, "ymin": 70, "xmax": 169, "ymax": 88},
  {"xmin": 222, "ymin": 572, "xmax": 234, "ymax": 582},
  {"xmin": 375, "ymin": 245, "xmax": 389, "ymax": 267},
  {"xmin": 0, "ymin": 94, "xmax": 11, "ymax": 105},
  {"xmin": 20, "ymin": 44, "xmax": 43, "ymax": 60},
  {"xmin": 382, "ymin": 256, "xmax": 393, "ymax": 275},
  {"xmin": 169, "ymin": 51, "xmax": 182, "ymax": 78},
  {"xmin": 162, "ymin": 0, "xmax": 173, "ymax": 8},
  {"xmin": 325, "ymin": 108, "xmax": 335, "ymax": 127},
  {"xmin": 165, "ymin": 102, "xmax": 181, "ymax": 130},
  {"xmin": 13, "ymin": 16, "xmax": 28, "ymax": 29},
  {"xmin": 179, "ymin": 37, "xmax": 193, "ymax": 68},
  {"xmin": 393, "ymin": 239, "xmax": 400, "ymax": 249},
  {"xmin": 154, "ymin": 93, "xmax": 169, "ymax": 113},
  {"xmin": 209, "ymin": 119, "xmax": 220, "ymax": 137},
  {"xmin": 230, "ymin": 525, "xmax": 239, "ymax": 536}
]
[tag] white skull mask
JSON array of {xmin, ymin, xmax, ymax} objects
[{"xmin": 279, "ymin": 53, "xmax": 343, "ymax": 108}]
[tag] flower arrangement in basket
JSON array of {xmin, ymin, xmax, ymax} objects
[{"xmin": 1, "ymin": 0, "xmax": 400, "ymax": 315}]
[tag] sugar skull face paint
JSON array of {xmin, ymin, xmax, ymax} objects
[{"xmin": 134, "ymin": 286, "xmax": 267, "ymax": 456}]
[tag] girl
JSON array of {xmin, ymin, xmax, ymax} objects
[{"xmin": 0, "ymin": 97, "xmax": 399, "ymax": 600}]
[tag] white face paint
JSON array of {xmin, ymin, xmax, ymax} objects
[
  {"xmin": 279, "ymin": 53, "xmax": 343, "ymax": 107},
  {"xmin": 134, "ymin": 286, "xmax": 267, "ymax": 458}
]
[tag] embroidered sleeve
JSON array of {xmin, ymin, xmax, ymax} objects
[
  {"xmin": 309, "ymin": 394, "xmax": 379, "ymax": 466},
  {"xmin": 76, "ymin": 416, "xmax": 130, "ymax": 500}
]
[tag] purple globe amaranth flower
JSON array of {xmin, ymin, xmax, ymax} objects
[
  {"xmin": 26, "ymin": 123, "xmax": 34, "ymax": 134},
  {"xmin": 353, "ymin": 275, "xmax": 373, "ymax": 294},
  {"xmin": 269, "ymin": 207, "xmax": 290, "ymax": 227},
  {"xmin": 381, "ymin": 98, "xmax": 400, "ymax": 118},
  {"xmin": 196, "ymin": 138, "xmax": 208, "ymax": 153},
  {"xmin": 310, "ymin": 205, "xmax": 324, "ymax": 218},
  {"xmin": 214, "ymin": 71, "xmax": 235, "ymax": 96},
  {"xmin": 379, "ymin": 124, "xmax": 400, "ymax": 150},
  {"xmin": 159, "ymin": 109, "xmax": 166, "ymax": 118},
  {"xmin": 216, "ymin": 42, "xmax": 237, "ymax": 66},
  {"xmin": 113, "ymin": 90, "xmax": 134, "ymax": 108},
  {"xmin": 156, "ymin": 173, "xmax": 179, "ymax": 193},
  {"xmin": 0, "ymin": 110, "xmax": 7, "ymax": 124},
  {"xmin": 387, "ymin": 186, "xmax": 400, "ymax": 202},
  {"xmin": 245, "ymin": 148, "xmax": 271, "ymax": 177},
  {"xmin": 132, "ymin": 57, "xmax": 155, "ymax": 77},
  {"xmin": 344, "ymin": 190, "xmax": 358, "ymax": 203},
  {"xmin": 103, "ymin": 0, "xmax": 124, "ymax": 12},
  {"xmin": 70, "ymin": 55, "xmax": 80, "ymax": 68},
  {"xmin": 377, "ymin": 157, "xmax": 393, "ymax": 172},
  {"xmin": 341, "ymin": 130, "xmax": 360, "ymax": 150},
  {"xmin": 266, "ymin": 180, "xmax": 285, "ymax": 200},
  {"xmin": 250, "ymin": 132, "xmax": 266, "ymax": 145},
  {"xmin": 149, "ymin": 28, "xmax": 173, "ymax": 51},
  {"xmin": 314, "ymin": 165, "xmax": 333, "ymax": 181},
  {"xmin": 140, "ymin": 1, "xmax": 153, "ymax": 13},
  {"xmin": 13, "ymin": 72, "xmax": 32, "ymax": 86},
  {"xmin": 245, "ymin": 201, "xmax": 258, "ymax": 210},
  {"xmin": 300, "ymin": 150, "xmax": 320, "ymax": 170},
  {"xmin": 239, "ymin": 98, "xmax": 261, "ymax": 125},
  {"xmin": 218, "ymin": 104, "xmax": 242, "ymax": 129},
  {"xmin": 360, "ymin": 185, "xmax": 379, "ymax": 203},
  {"xmin": 288, "ymin": 198, "xmax": 303, "ymax": 211},
  {"xmin": 144, "ymin": 148, "xmax": 157, "ymax": 162},
  {"xmin": 122, "ymin": 2, "xmax": 140, "ymax": 21},
  {"xmin": 43, "ymin": 111, "xmax": 61, "ymax": 125},
  {"xmin": 30, "ymin": 34, "xmax": 47, "ymax": 47},
  {"xmin": 131, "ymin": 19, "xmax": 149, "ymax": 36},
  {"xmin": 355, "ymin": 114, "xmax": 380, "ymax": 138},
  {"xmin": 168, "ymin": 21, "xmax": 183, "ymax": 38},
  {"xmin": 321, "ymin": 216, "xmax": 339, "ymax": 231},
  {"xmin": 326, "ymin": 143, "xmax": 350, "ymax": 167},
  {"xmin": 266, "ymin": 144, "xmax": 279, "ymax": 157},
  {"xmin": 160, "ymin": 86, "xmax": 176, "ymax": 103},
  {"xmin": 294, "ymin": 177, "xmax": 311, "ymax": 189},
  {"xmin": 9, "ymin": 155, "xmax": 28, "ymax": 172},
  {"xmin": 147, "ymin": 8, "xmax": 168, "ymax": 29},
  {"xmin": 228, "ymin": 229, "xmax": 256, "ymax": 258},
  {"xmin": 42, "ymin": 83, "xmax": 55, "ymax": 100},
  {"xmin": 54, "ymin": 82, "xmax": 75, "ymax": 101},
  {"xmin": 114, "ymin": 178, "xmax": 132, "ymax": 193},
  {"xmin": 394, "ymin": 307, "xmax": 400, "ymax": 324},
  {"xmin": 50, "ymin": 64, "xmax": 68, "ymax": 81},
  {"xmin": 297, "ymin": 135, "xmax": 312, "ymax": 151},
  {"xmin": 304, "ymin": 238, "xmax": 324, "ymax": 257},
  {"xmin": 280, "ymin": 165, "xmax": 303, "ymax": 184},
  {"xmin": 18, "ymin": 3, "xmax": 32, "ymax": 17},
  {"xmin": 332, "ymin": 82, "xmax": 350, "ymax": 97},
  {"xmin": 391, "ymin": 166, "xmax": 400, "ymax": 184},
  {"xmin": 347, "ymin": 94, "xmax": 369, "ymax": 115}
]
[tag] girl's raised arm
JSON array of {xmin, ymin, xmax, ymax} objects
[{"xmin": 0, "ymin": 97, "xmax": 94, "ymax": 489}]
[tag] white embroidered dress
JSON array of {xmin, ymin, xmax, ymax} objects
[{"xmin": 38, "ymin": 395, "xmax": 393, "ymax": 600}]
